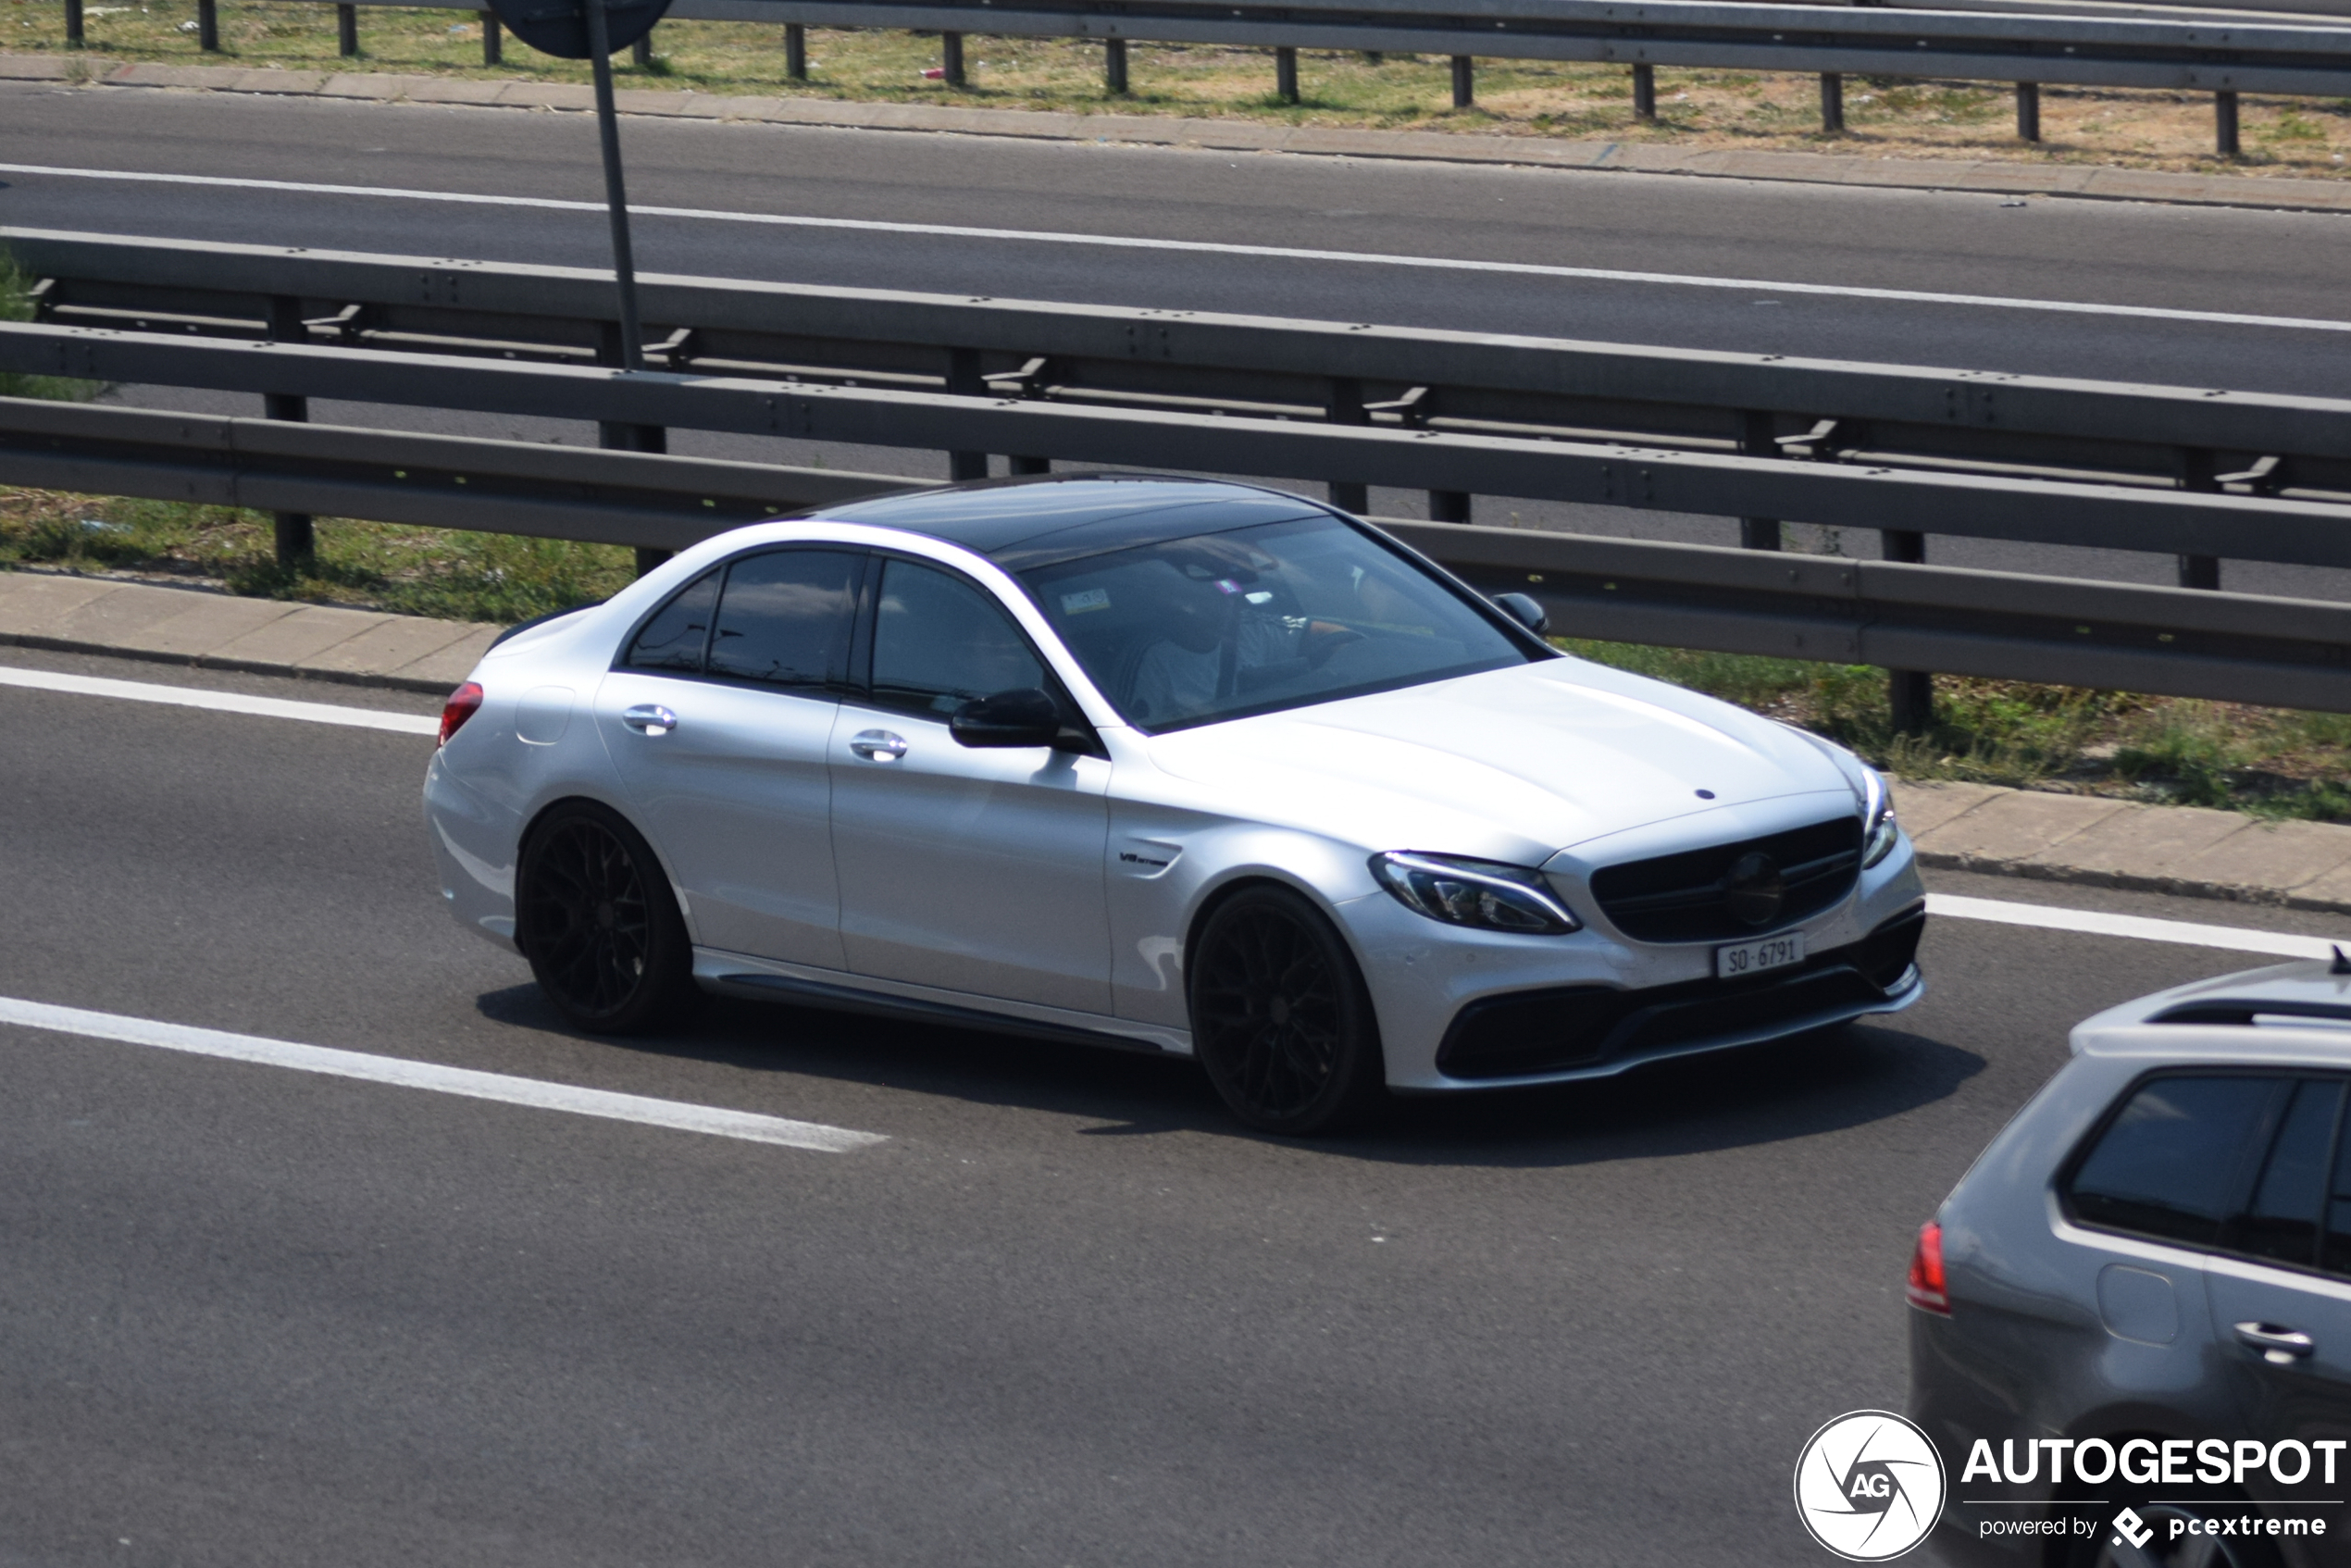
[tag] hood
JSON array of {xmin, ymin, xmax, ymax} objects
[{"xmin": 1141, "ymin": 657, "xmax": 1859, "ymax": 864}]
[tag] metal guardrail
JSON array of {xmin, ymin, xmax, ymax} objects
[
  {"xmin": 17, "ymin": 324, "xmax": 2351, "ymax": 577},
  {"xmin": 10, "ymin": 392, "xmax": 2350, "ymax": 711},
  {"xmin": 66, "ymin": 0, "xmax": 2351, "ymax": 149},
  {"xmin": 15, "ymin": 229, "xmax": 2351, "ymax": 591}
]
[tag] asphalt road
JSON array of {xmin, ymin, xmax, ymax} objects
[
  {"xmin": 5, "ymin": 82, "xmax": 2349, "ymax": 389},
  {"xmin": 9, "ymin": 81, "xmax": 2351, "ymax": 600},
  {"xmin": 5, "ymin": 646, "xmax": 2348, "ymax": 1567}
]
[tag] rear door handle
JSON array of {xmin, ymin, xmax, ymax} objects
[
  {"xmin": 849, "ymin": 729, "xmax": 907, "ymax": 762},
  {"xmin": 2234, "ymin": 1322, "xmax": 2317, "ymax": 1363},
  {"xmin": 621, "ymin": 703, "xmax": 678, "ymax": 736}
]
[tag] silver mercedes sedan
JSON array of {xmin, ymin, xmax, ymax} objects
[{"xmin": 422, "ymin": 476, "xmax": 1926, "ymax": 1134}]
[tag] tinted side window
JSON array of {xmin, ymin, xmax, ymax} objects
[
  {"xmin": 2068, "ymin": 1076, "xmax": 2282, "ymax": 1247},
  {"xmin": 2230, "ymin": 1078, "xmax": 2343, "ymax": 1267},
  {"xmin": 2323, "ymin": 1107, "xmax": 2351, "ymax": 1277},
  {"xmin": 708, "ymin": 550, "xmax": 860, "ymax": 689},
  {"xmin": 625, "ymin": 569, "xmax": 720, "ymax": 673},
  {"xmin": 869, "ymin": 560, "xmax": 1045, "ymax": 717}
]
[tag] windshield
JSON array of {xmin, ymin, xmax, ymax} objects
[{"xmin": 1018, "ymin": 514, "xmax": 1537, "ymax": 732}]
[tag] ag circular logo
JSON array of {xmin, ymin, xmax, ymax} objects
[{"xmin": 1794, "ymin": 1410, "xmax": 1947, "ymax": 1561}]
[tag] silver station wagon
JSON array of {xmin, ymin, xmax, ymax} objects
[
  {"xmin": 1912, "ymin": 956, "xmax": 2351, "ymax": 1567},
  {"xmin": 423, "ymin": 476, "xmax": 1926, "ymax": 1133}
]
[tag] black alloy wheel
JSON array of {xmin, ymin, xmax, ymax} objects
[
  {"xmin": 1188, "ymin": 885, "xmax": 1386, "ymax": 1136},
  {"xmin": 516, "ymin": 802, "xmax": 693, "ymax": 1034}
]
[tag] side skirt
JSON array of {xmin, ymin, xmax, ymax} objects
[{"xmin": 692, "ymin": 949, "xmax": 1192, "ymax": 1057}]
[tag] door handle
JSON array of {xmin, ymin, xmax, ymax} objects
[
  {"xmin": 849, "ymin": 728, "xmax": 908, "ymax": 762},
  {"xmin": 621, "ymin": 703, "xmax": 678, "ymax": 736},
  {"xmin": 2234, "ymin": 1322, "xmax": 2317, "ymax": 1364}
]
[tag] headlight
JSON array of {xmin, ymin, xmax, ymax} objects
[
  {"xmin": 1370, "ymin": 852, "xmax": 1580, "ymax": 935},
  {"xmin": 1861, "ymin": 769, "xmax": 1900, "ymax": 869}
]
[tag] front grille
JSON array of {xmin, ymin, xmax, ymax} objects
[
  {"xmin": 1435, "ymin": 904, "xmax": 1924, "ymax": 1081},
  {"xmin": 1586, "ymin": 816, "xmax": 1861, "ymax": 943}
]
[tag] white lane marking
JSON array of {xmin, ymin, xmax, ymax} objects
[
  {"xmin": 0, "ymin": 994, "xmax": 888, "ymax": 1153},
  {"xmin": 0, "ymin": 663, "xmax": 441, "ymax": 734},
  {"xmin": 1928, "ymin": 892, "xmax": 2350, "ymax": 960},
  {"xmin": 6, "ymin": 162, "xmax": 2347, "ymax": 336}
]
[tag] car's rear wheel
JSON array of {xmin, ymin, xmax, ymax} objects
[
  {"xmin": 516, "ymin": 801, "xmax": 693, "ymax": 1034},
  {"xmin": 1188, "ymin": 885, "xmax": 1386, "ymax": 1136}
]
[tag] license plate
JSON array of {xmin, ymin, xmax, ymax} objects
[{"xmin": 1716, "ymin": 931, "xmax": 1805, "ymax": 979}]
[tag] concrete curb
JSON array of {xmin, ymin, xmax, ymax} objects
[
  {"xmin": 0, "ymin": 570, "xmax": 499, "ymax": 695},
  {"xmin": 1894, "ymin": 780, "xmax": 2351, "ymax": 915},
  {"xmin": 10, "ymin": 569, "xmax": 2351, "ymax": 914},
  {"xmin": 12, "ymin": 52, "xmax": 2351, "ymax": 216}
]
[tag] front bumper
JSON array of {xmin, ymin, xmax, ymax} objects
[
  {"xmin": 1434, "ymin": 905, "xmax": 1922, "ymax": 1079},
  {"xmin": 1347, "ymin": 834, "xmax": 1928, "ymax": 1090}
]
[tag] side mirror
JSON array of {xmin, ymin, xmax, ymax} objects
[
  {"xmin": 1492, "ymin": 591, "xmax": 1550, "ymax": 637},
  {"xmin": 950, "ymin": 687, "xmax": 1064, "ymax": 749}
]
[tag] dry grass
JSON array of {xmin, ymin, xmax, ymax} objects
[{"xmin": 21, "ymin": 0, "xmax": 2351, "ymax": 178}]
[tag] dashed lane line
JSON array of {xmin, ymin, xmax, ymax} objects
[{"xmin": 0, "ymin": 994, "xmax": 888, "ymax": 1152}]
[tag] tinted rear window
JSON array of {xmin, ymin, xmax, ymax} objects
[
  {"xmin": 2067, "ymin": 1076, "xmax": 2282, "ymax": 1247},
  {"xmin": 707, "ymin": 550, "xmax": 861, "ymax": 689},
  {"xmin": 624, "ymin": 569, "xmax": 719, "ymax": 673},
  {"xmin": 2232, "ymin": 1078, "xmax": 2344, "ymax": 1267}
]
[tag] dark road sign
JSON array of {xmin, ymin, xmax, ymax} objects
[{"xmin": 488, "ymin": 0, "xmax": 669, "ymax": 60}]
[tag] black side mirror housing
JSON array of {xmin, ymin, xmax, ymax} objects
[
  {"xmin": 950, "ymin": 687, "xmax": 1064, "ymax": 749},
  {"xmin": 1492, "ymin": 591, "xmax": 1550, "ymax": 637}
]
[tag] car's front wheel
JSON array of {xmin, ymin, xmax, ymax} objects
[
  {"xmin": 516, "ymin": 801, "xmax": 694, "ymax": 1034},
  {"xmin": 1188, "ymin": 885, "xmax": 1386, "ymax": 1136}
]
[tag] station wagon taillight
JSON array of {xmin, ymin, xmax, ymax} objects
[
  {"xmin": 1906, "ymin": 1221, "xmax": 1950, "ymax": 1315},
  {"xmin": 439, "ymin": 682, "xmax": 484, "ymax": 747}
]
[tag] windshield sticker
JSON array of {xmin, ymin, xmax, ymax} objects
[
  {"xmin": 1215, "ymin": 579, "xmax": 1243, "ymax": 595},
  {"xmin": 1060, "ymin": 587, "xmax": 1113, "ymax": 616}
]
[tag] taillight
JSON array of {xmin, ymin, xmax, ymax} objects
[
  {"xmin": 1906, "ymin": 1220, "xmax": 1951, "ymax": 1315},
  {"xmin": 439, "ymin": 681, "xmax": 484, "ymax": 747}
]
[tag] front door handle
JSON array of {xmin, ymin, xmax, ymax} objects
[
  {"xmin": 2234, "ymin": 1322, "xmax": 2317, "ymax": 1364},
  {"xmin": 849, "ymin": 728, "xmax": 908, "ymax": 762},
  {"xmin": 622, "ymin": 703, "xmax": 678, "ymax": 736}
]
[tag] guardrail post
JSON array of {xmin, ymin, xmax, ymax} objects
[
  {"xmin": 1275, "ymin": 46, "xmax": 1299, "ymax": 104},
  {"xmin": 785, "ymin": 23, "xmax": 807, "ymax": 80},
  {"xmin": 1009, "ymin": 455, "xmax": 1051, "ymax": 475},
  {"xmin": 1737, "ymin": 412, "xmax": 1782, "ymax": 550},
  {"xmin": 1882, "ymin": 528, "xmax": 1933, "ymax": 733},
  {"xmin": 196, "ymin": 0, "xmax": 218, "ymax": 52},
  {"xmin": 1880, "ymin": 521, "xmax": 1936, "ymax": 727},
  {"xmin": 1820, "ymin": 73, "xmax": 1844, "ymax": 133},
  {"xmin": 1889, "ymin": 671, "xmax": 1933, "ymax": 734},
  {"xmin": 1326, "ymin": 378, "xmax": 1369, "ymax": 515},
  {"xmin": 1105, "ymin": 37, "xmax": 1128, "ymax": 94},
  {"xmin": 942, "ymin": 32, "xmax": 965, "ymax": 87},
  {"xmin": 1632, "ymin": 63, "xmax": 1655, "ymax": 120},
  {"xmin": 1429, "ymin": 491, "xmax": 1471, "ymax": 523},
  {"xmin": 946, "ymin": 348, "xmax": 988, "ymax": 481},
  {"xmin": 482, "ymin": 10, "xmax": 502, "ymax": 66},
  {"xmin": 2016, "ymin": 81, "xmax": 2039, "ymax": 143},
  {"xmin": 1450, "ymin": 56, "xmax": 1474, "ymax": 109},
  {"xmin": 597, "ymin": 318, "xmax": 670, "ymax": 575},
  {"xmin": 337, "ymin": 2, "xmax": 357, "ymax": 56},
  {"xmin": 65, "ymin": 0, "xmax": 83, "ymax": 46},
  {"xmin": 2178, "ymin": 448, "xmax": 2222, "ymax": 589},
  {"xmin": 2216, "ymin": 91, "xmax": 2240, "ymax": 156},
  {"xmin": 264, "ymin": 296, "xmax": 315, "ymax": 571}
]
